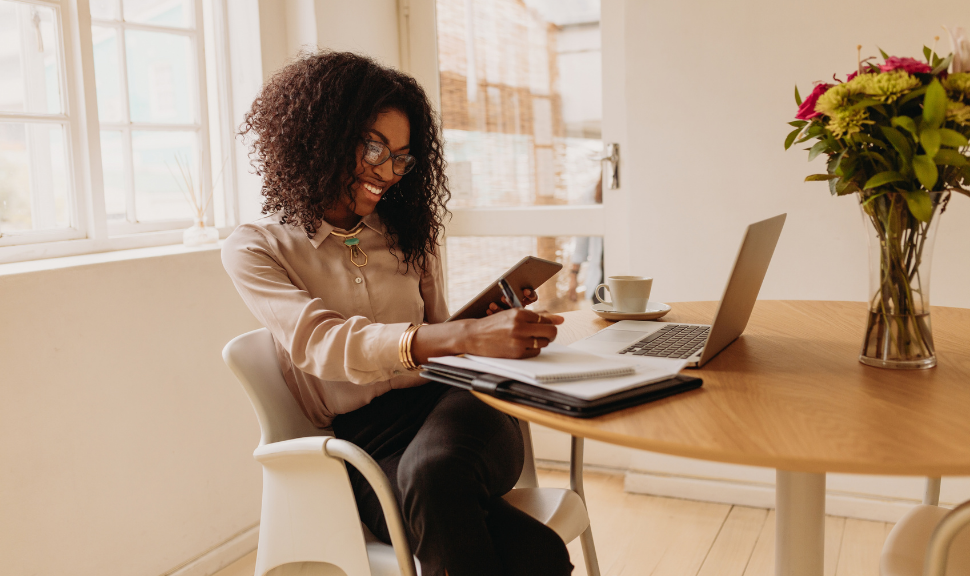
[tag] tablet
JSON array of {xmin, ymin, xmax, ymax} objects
[{"xmin": 447, "ymin": 256, "xmax": 563, "ymax": 321}]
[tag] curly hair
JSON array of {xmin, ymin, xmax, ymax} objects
[{"xmin": 239, "ymin": 51, "xmax": 450, "ymax": 273}]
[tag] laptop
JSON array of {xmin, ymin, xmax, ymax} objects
[{"xmin": 571, "ymin": 214, "xmax": 786, "ymax": 368}]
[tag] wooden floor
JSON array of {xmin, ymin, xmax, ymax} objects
[{"xmin": 214, "ymin": 469, "xmax": 893, "ymax": 576}]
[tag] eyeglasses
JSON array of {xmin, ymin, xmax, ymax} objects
[{"xmin": 362, "ymin": 140, "xmax": 416, "ymax": 176}]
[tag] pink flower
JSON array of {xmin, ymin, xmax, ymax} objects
[
  {"xmin": 796, "ymin": 83, "xmax": 832, "ymax": 120},
  {"xmin": 846, "ymin": 71, "xmax": 859, "ymax": 81},
  {"xmin": 879, "ymin": 56, "xmax": 932, "ymax": 74}
]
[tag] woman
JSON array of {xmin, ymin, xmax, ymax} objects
[{"xmin": 222, "ymin": 51, "xmax": 573, "ymax": 576}]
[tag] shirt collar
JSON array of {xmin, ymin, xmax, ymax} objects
[{"xmin": 306, "ymin": 212, "xmax": 385, "ymax": 249}]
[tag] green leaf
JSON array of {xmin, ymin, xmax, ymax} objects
[
  {"xmin": 852, "ymin": 133, "xmax": 888, "ymax": 149},
  {"xmin": 881, "ymin": 126, "xmax": 913, "ymax": 161},
  {"xmin": 805, "ymin": 174, "xmax": 839, "ymax": 181},
  {"xmin": 891, "ymin": 116, "xmax": 918, "ymax": 136},
  {"xmin": 934, "ymin": 149, "xmax": 969, "ymax": 166},
  {"xmin": 879, "ymin": 47, "xmax": 890, "ymax": 59},
  {"xmin": 903, "ymin": 190, "xmax": 934, "ymax": 221},
  {"xmin": 828, "ymin": 149, "xmax": 847, "ymax": 173},
  {"xmin": 863, "ymin": 150, "xmax": 892, "ymax": 170},
  {"xmin": 939, "ymin": 128, "xmax": 969, "ymax": 148},
  {"xmin": 921, "ymin": 128, "xmax": 941, "ymax": 158},
  {"xmin": 846, "ymin": 98, "xmax": 881, "ymax": 112},
  {"xmin": 931, "ymin": 54, "xmax": 954, "ymax": 76},
  {"xmin": 795, "ymin": 85, "xmax": 802, "ymax": 106},
  {"xmin": 861, "ymin": 191, "xmax": 887, "ymax": 207},
  {"xmin": 785, "ymin": 127, "xmax": 802, "ymax": 150},
  {"xmin": 788, "ymin": 120, "xmax": 808, "ymax": 127},
  {"xmin": 923, "ymin": 45, "xmax": 933, "ymax": 62},
  {"xmin": 900, "ymin": 86, "xmax": 928, "ymax": 105},
  {"xmin": 912, "ymin": 154, "xmax": 939, "ymax": 189},
  {"xmin": 923, "ymin": 79, "xmax": 947, "ymax": 129},
  {"xmin": 863, "ymin": 170, "xmax": 906, "ymax": 189},
  {"xmin": 807, "ymin": 140, "xmax": 828, "ymax": 161},
  {"xmin": 835, "ymin": 180, "xmax": 861, "ymax": 196}
]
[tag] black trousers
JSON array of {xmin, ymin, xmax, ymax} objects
[{"xmin": 332, "ymin": 383, "xmax": 573, "ymax": 576}]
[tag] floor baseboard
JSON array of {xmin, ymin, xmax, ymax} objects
[
  {"xmin": 623, "ymin": 471, "xmax": 926, "ymax": 523},
  {"xmin": 164, "ymin": 524, "xmax": 259, "ymax": 576}
]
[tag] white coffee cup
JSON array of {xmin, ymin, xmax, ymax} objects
[{"xmin": 594, "ymin": 276, "xmax": 653, "ymax": 313}]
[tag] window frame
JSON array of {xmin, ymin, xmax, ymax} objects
[
  {"xmin": 0, "ymin": 0, "xmax": 235, "ymax": 265},
  {"xmin": 0, "ymin": 0, "xmax": 87, "ymax": 248}
]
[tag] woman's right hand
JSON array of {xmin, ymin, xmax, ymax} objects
[
  {"xmin": 410, "ymin": 308, "xmax": 565, "ymax": 365},
  {"xmin": 461, "ymin": 308, "xmax": 564, "ymax": 359}
]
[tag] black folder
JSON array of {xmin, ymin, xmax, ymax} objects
[{"xmin": 420, "ymin": 363, "xmax": 702, "ymax": 418}]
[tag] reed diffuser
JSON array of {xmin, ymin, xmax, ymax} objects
[{"xmin": 169, "ymin": 154, "xmax": 221, "ymax": 246}]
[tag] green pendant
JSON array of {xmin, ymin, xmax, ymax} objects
[{"xmin": 344, "ymin": 237, "xmax": 360, "ymax": 246}]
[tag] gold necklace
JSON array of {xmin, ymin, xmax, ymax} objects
[{"xmin": 329, "ymin": 222, "xmax": 368, "ymax": 268}]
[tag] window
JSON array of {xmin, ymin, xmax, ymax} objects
[
  {"xmin": 434, "ymin": 0, "xmax": 604, "ymax": 312},
  {"xmin": 0, "ymin": 0, "xmax": 232, "ymax": 263},
  {"xmin": 0, "ymin": 1, "xmax": 80, "ymax": 245},
  {"xmin": 89, "ymin": 0, "xmax": 211, "ymax": 233}
]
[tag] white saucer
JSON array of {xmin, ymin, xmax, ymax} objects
[{"xmin": 592, "ymin": 301, "xmax": 671, "ymax": 321}]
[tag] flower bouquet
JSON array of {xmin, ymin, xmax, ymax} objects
[{"xmin": 786, "ymin": 30, "xmax": 970, "ymax": 369}]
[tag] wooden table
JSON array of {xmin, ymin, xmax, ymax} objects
[{"xmin": 474, "ymin": 301, "xmax": 970, "ymax": 576}]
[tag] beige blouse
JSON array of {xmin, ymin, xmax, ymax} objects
[{"xmin": 221, "ymin": 213, "xmax": 450, "ymax": 428}]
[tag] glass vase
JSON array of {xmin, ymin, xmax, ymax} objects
[
  {"xmin": 183, "ymin": 219, "xmax": 219, "ymax": 247},
  {"xmin": 859, "ymin": 193, "xmax": 941, "ymax": 369}
]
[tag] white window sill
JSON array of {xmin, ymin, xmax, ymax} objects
[{"xmin": 0, "ymin": 230, "xmax": 232, "ymax": 277}]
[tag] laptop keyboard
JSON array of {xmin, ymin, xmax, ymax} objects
[{"xmin": 619, "ymin": 325, "xmax": 711, "ymax": 359}]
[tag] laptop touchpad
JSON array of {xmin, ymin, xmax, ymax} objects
[{"xmin": 588, "ymin": 330, "xmax": 645, "ymax": 342}]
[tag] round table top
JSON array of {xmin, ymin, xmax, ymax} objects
[{"xmin": 474, "ymin": 301, "xmax": 970, "ymax": 475}]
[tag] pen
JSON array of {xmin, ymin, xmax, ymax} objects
[{"xmin": 498, "ymin": 278, "xmax": 524, "ymax": 309}]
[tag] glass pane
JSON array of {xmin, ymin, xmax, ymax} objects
[
  {"xmin": 90, "ymin": 0, "xmax": 121, "ymax": 20},
  {"xmin": 125, "ymin": 30, "xmax": 194, "ymax": 123},
  {"xmin": 99, "ymin": 130, "xmax": 127, "ymax": 220},
  {"xmin": 123, "ymin": 0, "xmax": 192, "ymax": 28},
  {"xmin": 0, "ymin": 122, "xmax": 72, "ymax": 234},
  {"xmin": 446, "ymin": 236, "xmax": 593, "ymax": 315},
  {"xmin": 436, "ymin": 0, "xmax": 601, "ymax": 209},
  {"xmin": 0, "ymin": 1, "xmax": 63, "ymax": 114},
  {"xmin": 131, "ymin": 130, "xmax": 196, "ymax": 222},
  {"xmin": 91, "ymin": 26, "xmax": 123, "ymax": 122}
]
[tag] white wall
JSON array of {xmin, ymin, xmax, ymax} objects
[
  {"xmin": 0, "ymin": 246, "xmax": 263, "ymax": 576},
  {"xmin": 550, "ymin": 0, "xmax": 970, "ymax": 520},
  {"xmin": 608, "ymin": 0, "xmax": 970, "ymax": 309},
  {"xmin": 0, "ymin": 4, "xmax": 409, "ymax": 575}
]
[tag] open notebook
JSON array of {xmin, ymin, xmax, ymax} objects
[
  {"xmin": 464, "ymin": 343, "xmax": 636, "ymax": 383},
  {"xmin": 424, "ymin": 344, "xmax": 702, "ymax": 417}
]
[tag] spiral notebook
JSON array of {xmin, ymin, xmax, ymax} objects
[{"xmin": 459, "ymin": 343, "xmax": 636, "ymax": 384}]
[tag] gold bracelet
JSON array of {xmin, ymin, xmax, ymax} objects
[
  {"xmin": 408, "ymin": 324, "xmax": 425, "ymax": 371},
  {"xmin": 398, "ymin": 324, "xmax": 423, "ymax": 371}
]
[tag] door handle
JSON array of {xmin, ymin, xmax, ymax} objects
[{"xmin": 600, "ymin": 143, "xmax": 619, "ymax": 189}]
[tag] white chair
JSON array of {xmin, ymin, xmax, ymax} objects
[
  {"xmin": 880, "ymin": 478, "xmax": 970, "ymax": 576},
  {"xmin": 223, "ymin": 328, "xmax": 601, "ymax": 576}
]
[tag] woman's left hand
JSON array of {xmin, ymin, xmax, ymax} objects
[{"xmin": 486, "ymin": 288, "xmax": 539, "ymax": 315}]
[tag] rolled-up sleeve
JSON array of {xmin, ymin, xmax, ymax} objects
[{"xmin": 222, "ymin": 225, "xmax": 410, "ymax": 385}]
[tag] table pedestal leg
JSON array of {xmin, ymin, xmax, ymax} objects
[{"xmin": 776, "ymin": 470, "xmax": 825, "ymax": 576}]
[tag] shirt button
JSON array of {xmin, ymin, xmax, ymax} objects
[{"xmin": 354, "ymin": 277, "xmax": 362, "ymax": 284}]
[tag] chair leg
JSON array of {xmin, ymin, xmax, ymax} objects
[
  {"xmin": 924, "ymin": 477, "xmax": 942, "ymax": 506},
  {"xmin": 571, "ymin": 436, "xmax": 601, "ymax": 576}
]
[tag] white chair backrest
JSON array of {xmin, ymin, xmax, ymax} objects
[{"xmin": 223, "ymin": 328, "xmax": 322, "ymax": 446}]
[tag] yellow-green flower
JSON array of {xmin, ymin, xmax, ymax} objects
[
  {"xmin": 827, "ymin": 108, "xmax": 873, "ymax": 138},
  {"xmin": 943, "ymin": 72, "xmax": 970, "ymax": 100},
  {"xmin": 946, "ymin": 100, "xmax": 970, "ymax": 126},
  {"xmin": 815, "ymin": 84, "xmax": 853, "ymax": 117},
  {"xmin": 849, "ymin": 70, "xmax": 921, "ymax": 102}
]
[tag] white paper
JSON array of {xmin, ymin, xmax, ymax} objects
[
  {"xmin": 463, "ymin": 343, "xmax": 636, "ymax": 382},
  {"xmin": 429, "ymin": 346, "xmax": 688, "ymax": 401}
]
